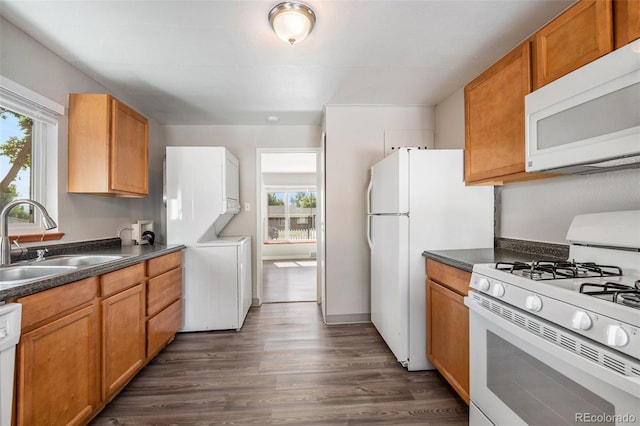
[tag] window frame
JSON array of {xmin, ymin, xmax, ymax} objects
[
  {"xmin": 265, "ymin": 186, "xmax": 317, "ymax": 243},
  {"xmin": 0, "ymin": 75, "xmax": 63, "ymax": 236}
]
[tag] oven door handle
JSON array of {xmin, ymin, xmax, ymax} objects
[{"xmin": 465, "ymin": 293, "xmax": 640, "ymax": 398}]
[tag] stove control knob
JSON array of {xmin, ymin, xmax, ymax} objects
[
  {"xmin": 571, "ymin": 311, "xmax": 592, "ymax": 331},
  {"xmin": 605, "ymin": 325, "xmax": 629, "ymax": 347},
  {"xmin": 477, "ymin": 278, "xmax": 490, "ymax": 292},
  {"xmin": 525, "ymin": 295, "xmax": 543, "ymax": 312},
  {"xmin": 491, "ymin": 283, "xmax": 505, "ymax": 298}
]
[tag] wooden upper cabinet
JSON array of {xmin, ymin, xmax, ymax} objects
[
  {"xmin": 68, "ymin": 94, "xmax": 148, "ymax": 197},
  {"xmin": 464, "ymin": 41, "xmax": 535, "ymax": 185},
  {"xmin": 534, "ymin": 0, "xmax": 613, "ymax": 89},
  {"xmin": 614, "ymin": 0, "xmax": 640, "ymax": 48}
]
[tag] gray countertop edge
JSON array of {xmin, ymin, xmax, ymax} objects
[
  {"xmin": 422, "ymin": 239, "xmax": 569, "ymax": 273},
  {"xmin": 1, "ymin": 244, "xmax": 185, "ymax": 302}
]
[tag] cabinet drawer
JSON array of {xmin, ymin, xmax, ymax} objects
[
  {"xmin": 101, "ymin": 263, "xmax": 145, "ymax": 297},
  {"xmin": 17, "ymin": 277, "xmax": 98, "ymax": 331},
  {"xmin": 147, "ymin": 267, "xmax": 182, "ymax": 317},
  {"xmin": 147, "ymin": 298, "xmax": 181, "ymax": 357},
  {"xmin": 147, "ymin": 251, "xmax": 182, "ymax": 277},
  {"xmin": 426, "ymin": 259, "xmax": 471, "ymax": 296}
]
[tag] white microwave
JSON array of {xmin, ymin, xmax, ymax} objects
[{"xmin": 525, "ymin": 41, "xmax": 640, "ymax": 174}]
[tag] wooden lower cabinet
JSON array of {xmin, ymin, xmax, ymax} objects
[
  {"xmin": 101, "ymin": 284, "xmax": 145, "ymax": 400},
  {"xmin": 146, "ymin": 252, "xmax": 183, "ymax": 359},
  {"xmin": 147, "ymin": 298, "xmax": 182, "ymax": 357},
  {"xmin": 11, "ymin": 251, "xmax": 184, "ymax": 424},
  {"xmin": 426, "ymin": 259, "xmax": 471, "ymax": 404},
  {"xmin": 16, "ymin": 303, "xmax": 100, "ymax": 426}
]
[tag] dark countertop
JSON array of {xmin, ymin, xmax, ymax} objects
[
  {"xmin": 423, "ymin": 248, "xmax": 543, "ymax": 272},
  {"xmin": 0, "ymin": 243, "xmax": 185, "ymax": 302},
  {"xmin": 422, "ymin": 238, "xmax": 569, "ymax": 272}
]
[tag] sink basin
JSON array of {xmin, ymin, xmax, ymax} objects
[
  {"xmin": 0, "ymin": 265, "xmax": 77, "ymax": 285},
  {"xmin": 33, "ymin": 255, "xmax": 124, "ymax": 267}
]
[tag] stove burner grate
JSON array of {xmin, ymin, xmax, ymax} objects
[
  {"xmin": 579, "ymin": 282, "xmax": 640, "ymax": 308},
  {"xmin": 496, "ymin": 260, "xmax": 623, "ymax": 281}
]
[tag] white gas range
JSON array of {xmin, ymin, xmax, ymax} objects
[{"xmin": 465, "ymin": 211, "xmax": 640, "ymax": 426}]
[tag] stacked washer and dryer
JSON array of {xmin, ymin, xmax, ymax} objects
[{"xmin": 165, "ymin": 146, "xmax": 252, "ymax": 332}]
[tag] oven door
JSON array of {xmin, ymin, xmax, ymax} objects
[{"xmin": 466, "ymin": 291, "xmax": 640, "ymax": 426}]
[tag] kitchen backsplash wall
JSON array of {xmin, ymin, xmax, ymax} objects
[
  {"xmin": 496, "ymin": 169, "xmax": 640, "ymax": 244},
  {"xmin": 434, "ymin": 87, "xmax": 640, "ymax": 245}
]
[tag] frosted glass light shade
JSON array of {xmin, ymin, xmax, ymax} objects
[{"xmin": 269, "ymin": 2, "xmax": 316, "ymax": 45}]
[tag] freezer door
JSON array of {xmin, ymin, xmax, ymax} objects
[
  {"xmin": 370, "ymin": 214, "xmax": 409, "ymax": 365},
  {"xmin": 369, "ymin": 149, "xmax": 409, "ymax": 214}
]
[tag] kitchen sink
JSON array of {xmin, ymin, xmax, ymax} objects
[
  {"xmin": 32, "ymin": 254, "xmax": 125, "ymax": 267},
  {"xmin": 0, "ymin": 265, "xmax": 77, "ymax": 285}
]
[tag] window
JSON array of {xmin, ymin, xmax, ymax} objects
[
  {"xmin": 266, "ymin": 189, "xmax": 316, "ymax": 242},
  {"xmin": 0, "ymin": 76, "xmax": 63, "ymax": 235}
]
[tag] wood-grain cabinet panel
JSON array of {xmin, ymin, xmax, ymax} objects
[
  {"xmin": 464, "ymin": 41, "xmax": 535, "ymax": 185},
  {"xmin": 426, "ymin": 259, "xmax": 471, "ymax": 404},
  {"xmin": 101, "ymin": 284, "xmax": 146, "ymax": 401},
  {"xmin": 147, "ymin": 250, "xmax": 182, "ymax": 277},
  {"xmin": 101, "ymin": 262, "xmax": 145, "ymax": 297},
  {"xmin": 16, "ymin": 303, "xmax": 100, "ymax": 426},
  {"xmin": 534, "ymin": 0, "xmax": 613, "ymax": 89},
  {"xmin": 427, "ymin": 279, "xmax": 470, "ymax": 404},
  {"xmin": 614, "ymin": 0, "xmax": 640, "ymax": 48},
  {"xmin": 110, "ymin": 100, "xmax": 149, "ymax": 194},
  {"xmin": 68, "ymin": 93, "xmax": 148, "ymax": 197},
  {"xmin": 426, "ymin": 259, "xmax": 470, "ymax": 295},
  {"xmin": 147, "ymin": 298, "xmax": 182, "ymax": 357},
  {"xmin": 147, "ymin": 267, "xmax": 182, "ymax": 317},
  {"xmin": 17, "ymin": 277, "xmax": 98, "ymax": 331}
]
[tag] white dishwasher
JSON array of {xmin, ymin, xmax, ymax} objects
[{"xmin": 0, "ymin": 303, "xmax": 21, "ymax": 426}]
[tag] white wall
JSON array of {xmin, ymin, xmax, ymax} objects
[
  {"xmin": 434, "ymin": 88, "xmax": 465, "ymax": 149},
  {"xmin": 324, "ymin": 105, "xmax": 435, "ymax": 323},
  {"xmin": 434, "ymin": 87, "xmax": 640, "ymax": 244},
  {"xmin": 497, "ymin": 169, "xmax": 640, "ymax": 244},
  {"xmin": 0, "ymin": 17, "xmax": 163, "ymax": 244}
]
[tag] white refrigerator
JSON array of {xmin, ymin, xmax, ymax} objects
[
  {"xmin": 367, "ymin": 148, "xmax": 493, "ymax": 371},
  {"xmin": 165, "ymin": 146, "xmax": 252, "ymax": 332}
]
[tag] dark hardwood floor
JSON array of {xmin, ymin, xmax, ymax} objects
[
  {"xmin": 91, "ymin": 302, "xmax": 468, "ymax": 425},
  {"xmin": 262, "ymin": 260, "xmax": 317, "ymax": 303}
]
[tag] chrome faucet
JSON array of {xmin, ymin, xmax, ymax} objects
[{"xmin": 0, "ymin": 199, "xmax": 57, "ymax": 266}]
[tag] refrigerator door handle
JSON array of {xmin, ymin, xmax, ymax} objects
[
  {"xmin": 366, "ymin": 176, "xmax": 373, "ymax": 215},
  {"xmin": 367, "ymin": 214, "xmax": 373, "ymax": 250}
]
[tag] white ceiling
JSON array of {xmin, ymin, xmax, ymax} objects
[{"xmin": 0, "ymin": 0, "xmax": 574, "ymax": 126}]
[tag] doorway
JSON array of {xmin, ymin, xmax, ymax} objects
[{"xmin": 256, "ymin": 149, "xmax": 322, "ymax": 305}]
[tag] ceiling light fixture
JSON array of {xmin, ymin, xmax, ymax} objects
[{"xmin": 268, "ymin": 2, "xmax": 316, "ymax": 45}]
